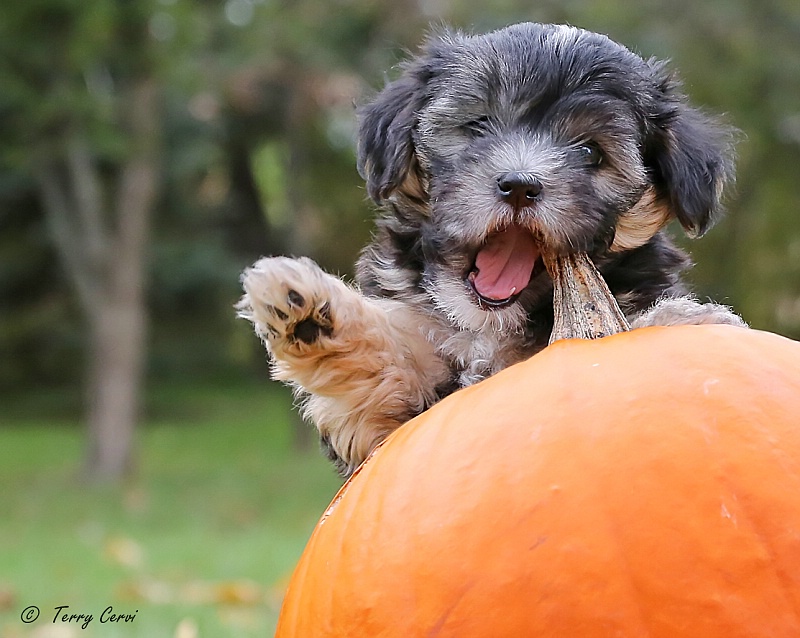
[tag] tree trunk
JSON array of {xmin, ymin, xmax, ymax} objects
[
  {"xmin": 84, "ymin": 294, "xmax": 146, "ymax": 480},
  {"xmin": 36, "ymin": 79, "xmax": 160, "ymax": 483}
]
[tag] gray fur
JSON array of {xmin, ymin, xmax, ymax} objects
[
  {"xmin": 241, "ymin": 23, "xmax": 745, "ymax": 477},
  {"xmin": 356, "ymin": 22, "xmax": 740, "ymax": 386}
]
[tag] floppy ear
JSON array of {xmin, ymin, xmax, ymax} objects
[
  {"xmin": 645, "ymin": 65, "xmax": 736, "ymax": 238},
  {"xmin": 357, "ymin": 60, "xmax": 433, "ymax": 204}
]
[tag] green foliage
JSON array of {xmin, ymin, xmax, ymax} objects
[
  {"xmin": 252, "ymin": 142, "xmax": 291, "ymax": 230},
  {"xmin": 0, "ymin": 0, "xmax": 156, "ymax": 162}
]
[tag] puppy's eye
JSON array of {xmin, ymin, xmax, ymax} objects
[
  {"xmin": 461, "ymin": 116, "xmax": 490, "ymax": 137},
  {"xmin": 576, "ymin": 142, "xmax": 604, "ymax": 168}
]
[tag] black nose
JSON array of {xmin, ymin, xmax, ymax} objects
[{"xmin": 496, "ymin": 172, "xmax": 543, "ymax": 208}]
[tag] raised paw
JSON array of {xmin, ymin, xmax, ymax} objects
[{"xmin": 237, "ymin": 256, "xmax": 336, "ymax": 350}]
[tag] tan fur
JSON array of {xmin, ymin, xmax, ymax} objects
[
  {"xmin": 238, "ymin": 257, "xmax": 449, "ymax": 474},
  {"xmin": 611, "ymin": 188, "xmax": 672, "ymax": 252}
]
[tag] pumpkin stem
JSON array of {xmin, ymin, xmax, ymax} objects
[{"xmin": 543, "ymin": 252, "xmax": 630, "ymax": 344}]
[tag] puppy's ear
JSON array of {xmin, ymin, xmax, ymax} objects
[
  {"xmin": 357, "ymin": 60, "xmax": 433, "ymax": 204},
  {"xmin": 645, "ymin": 64, "xmax": 735, "ymax": 238}
]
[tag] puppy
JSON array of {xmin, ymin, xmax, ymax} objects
[{"xmin": 238, "ymin": 23, "xmax": 745, "ymax": 477}]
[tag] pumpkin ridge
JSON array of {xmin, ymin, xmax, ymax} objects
[
  {"xmin": 599, "ymin": 483, "xmax": 661, "ymax": 637},
  {"xmin": 718, "ymin": 473, "xmax": 800, "ymax": 625}
]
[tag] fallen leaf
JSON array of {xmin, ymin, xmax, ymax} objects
[
  {"xmin": 103, "ymin": 535, "xmax": 145, "ymax": 569},
  {"xmin": 0, "ymin": 583, "xmax": 17, "ymax": 611},
  {"xmin": 30, "ymin": 625, "xmax": 80, "ymax": 638},
  {"xmin": 116, "ymin": 579, "xmax": 174, "ymax": 604},
  {"xmin": 213, "ymin": 580, "xmax": 262, "ymax": 606},
  {"xmin": 174, "ymin": 617, "xmax": 199, "ymax": 638}
]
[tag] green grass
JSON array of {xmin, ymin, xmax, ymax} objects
[{"xmin": 0, "ymin": 381, "xmax": 341, "ymax": 637}]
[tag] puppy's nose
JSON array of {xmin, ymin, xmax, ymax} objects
[{"xmin": 496, "ymin": 172, "xmax": 543, "ymax": 208}]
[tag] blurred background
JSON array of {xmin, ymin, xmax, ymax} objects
[{"xmin": 1, "ymin": 0, "xmax": 798, "ymax": 635}]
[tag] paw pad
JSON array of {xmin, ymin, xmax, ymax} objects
[
  {"xmin": 294, "ymin": 318, "xmax": 328, "ymax": 344},
  {"xmin": 241, "ymin": 257, "xmax": 336, "ymax": 349}
]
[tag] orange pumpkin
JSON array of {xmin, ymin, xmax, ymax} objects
[{"xmin": 276, "ymin": 325, "xmax": 800, "ymax": 638}]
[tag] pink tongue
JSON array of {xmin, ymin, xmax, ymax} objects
[{"xmin": 471, "ymin": 228, "xmax": 539, "ymax": 301}]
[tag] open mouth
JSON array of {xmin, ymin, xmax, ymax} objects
[{"xmin": 466, "ymin": 225, "xmax": 543, "ymax": 309}]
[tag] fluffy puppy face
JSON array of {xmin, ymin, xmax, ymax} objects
[{"xmin": 358, "ymin": 23, "xmax": 733, "ymax": 332}]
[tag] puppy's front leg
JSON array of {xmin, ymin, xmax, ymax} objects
[{"xmin": 238, "ymin": 256, "xmax": 449, "ymax": 477}]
